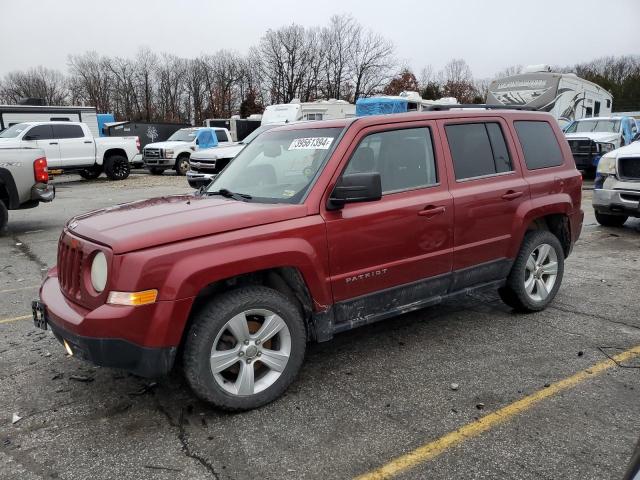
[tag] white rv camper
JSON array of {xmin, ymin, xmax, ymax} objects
[
  {"xmin": 486, "ymin": 65, "xmax": 612, "ymax": 127},
  {"xmin": 0, "ymin": 105, "xmax": 100, "ymax": 137},
  {"xmin": 261, "ymin": 99, "xmax": 355, "ymax": 125}
]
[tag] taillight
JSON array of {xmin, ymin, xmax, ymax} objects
[
  {"xmin": 34, "ymin": 157, "xmax": 49, "ymax": 183},
  {"xmin": 135, "ymin": 137, "xmax": 141, "ymax": 152}
]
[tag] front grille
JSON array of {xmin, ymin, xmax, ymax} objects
[
  {"xmin": 144, "ymin": 148, "xmax": 160, "ymax": 159},
  {"xmin": 57, "ymin": 236, "xmax": 84, "ymax": 301},
  {"xmin": 190, "ymin": 160, "xmax": 217, "ymax": 172},
  {"xmin": 568, "ymin": 139, "xmax": 596, "ymax": 155},
  {"xmin": 618, "ymin": 157, "xmax": 640, "ymax": 181}
]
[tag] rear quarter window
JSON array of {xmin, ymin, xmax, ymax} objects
[{"xmin": 514, "ymin": 121, "xmax": 564, "ymax": 170}]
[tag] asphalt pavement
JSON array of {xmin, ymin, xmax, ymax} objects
[{"xmin": 1, "ymin": 173, "xmax": 639, "ymax": 480}]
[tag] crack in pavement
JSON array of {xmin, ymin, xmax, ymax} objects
[
  {"xmin": 11, "ymin": 235, "xmax": 49, "ymax": 273},
  {"xmin": 156, "ymin": 404, "xmax": 221, "ymax": 479},
  {"xmin": 549, "ymin": 303, "xmax": 640, "ymax": 332}
]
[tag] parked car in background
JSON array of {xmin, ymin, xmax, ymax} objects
[
  {"xmin": 34, "ymin": 108, "xmax": 583, "ymax": 411},
  {"xmin": 0, "ymin": 122, "xmax": 139, "ymax": 180},
  {"xmin": 143, "ymin": 127, "xmax": 232, "ymax": 175},
  {"xmin": 564, "ymin": 116, "xmax": 638, "ymax": 174},
  {"xmin": 593, "ymin": 141, "xmax": 640, "ymax": 226},
  {"xmin": 187, "ymin": 124, "xmax": 278, "ymax": 188},
  {"xmin": 0, "ymin": 146, "xmax": 54, "ymax": 231}
]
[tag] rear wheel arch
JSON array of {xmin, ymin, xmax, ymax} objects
[
  {"xmin": 0, "ymin": 168, "xmax": 20, "ymax": 209},
  {"xmin": 523, "ymin": 213, "xmax": 572, "ymax": 258},
  {"xmin": 103, "ymin": 148, "xmax": 128, "ymax": 162}
]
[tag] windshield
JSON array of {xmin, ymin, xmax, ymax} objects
[
  {"xmin": 565, "ymin": 119, "xmax": 621, "ymax": 134},
  {"xmin": 207, "ymin": 127, "xmax": 342, "ymax": 203},
  {"xmin": 167, "ymin": 129, "xmax": 198, "ymax": 142},
  {"xmin": 0, "ymin": 123, "xmax": 29, "ymax": 138},
  {"xmin": 240, "ymin": 124, "xmax": 279, "ymax": 145}
]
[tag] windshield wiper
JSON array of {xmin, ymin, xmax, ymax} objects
[{"xmin": 207, "ymin": 188, "xmax": 252, "ymax": 201}]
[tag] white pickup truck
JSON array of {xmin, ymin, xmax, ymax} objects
[
  {"xmin": 143, "ymin": 126, "xmax": 233, "ymax": 176},
  {"xmin": 0, "ymin": 121, "xmax": 139, "ymax": 180}
]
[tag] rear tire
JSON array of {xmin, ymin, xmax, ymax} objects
[
  {"xmin": 175, "ymin": 155, "xmax": 190, "ymax": 176},
  {"xmin": 79, "ymin": 165, "xmax": 103, "ymax": 180},
  {"xmin": 0, "ymin": 201, "xmax": 8, "ymax": 234},
  {"xmin": 595, "ymin": 211, "xmax": 627, "ymax": 227},
  {"xmin": 104, "ymin": 155, "xmax": 130, "ymax": 180},
  {"xmin": 149, "ymin": 167, "xmax": 166, "ymax": 175},
  {"xmin": 499, "ymin": 230, "xmax": 564, "ymax": 312},
  {"xmin": 183, "ymin": 286, "xmax": 306, "ymax": 411}
]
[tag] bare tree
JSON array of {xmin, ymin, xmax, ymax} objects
[
  {"xmin": 494, "ymin": 65, "xmax": 523, "ymax": 78},
  {"xmin": 441, "ymin": 58, "xmax": 477, "ymax": 103},
  {"xmin": 134, "ymin": 48, "xmax": 157, "ymax": 121},
  {"xmin": 155, "ymin": 53, "xmax": 187, "ymax": 122},
  {"xmin": 349, "ymin": 28, "xmax": 395, "ymax": 100},
  {"xmin": 0, "ymin": 66, "xmax": 68, "ymax": 105},
  {"xmin": 68, "ymin": 52, "xmax": 113, "ymax": 112}
]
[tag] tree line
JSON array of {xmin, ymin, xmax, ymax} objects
[{"xmin": 1, "ymin": 14, "xmax": 638, "ymax": 124}]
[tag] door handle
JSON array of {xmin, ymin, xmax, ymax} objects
[
  {"xmin": 83, "ymin": 141, "xmax": 92, "ymax": 144},
  {"xmin": 501, "ymin": 190, "xmax": 523, "ymax": 200},
  {"xmin": 418, "ymin": 205, "xmax": 446, "ymax": 217},
  {"xmin": 49, "ymin": 142, "xmax": 58, "ymax": 145}
]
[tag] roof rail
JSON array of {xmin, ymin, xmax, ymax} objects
[{"xmin": 423, "ymin": 104, "xmax": 536, "ymax": 111}]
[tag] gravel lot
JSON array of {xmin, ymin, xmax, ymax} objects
[{"xmin": 1, "ymin": 172, "xmax": 639, "ymax": 480}]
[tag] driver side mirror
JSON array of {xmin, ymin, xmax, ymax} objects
[
  {"xmin": 23, "ymin": 134, "xmax": 38, "ymax": 141},
  {"xmin": 327, "ymin": 172, "xmax": 382, "ymax": 210}
]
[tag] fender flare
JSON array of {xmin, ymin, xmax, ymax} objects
[{"xmin": 0, "ymin": 168, "xmax": 20, "ymax": 209}]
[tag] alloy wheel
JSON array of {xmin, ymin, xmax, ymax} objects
[
  {"xmin": 210, "ymin": 309, "xmax": 291, "ymax": 396},
  {"xmin": 524, "ymin": 243, "xmax": 558, "ymax": 302}
]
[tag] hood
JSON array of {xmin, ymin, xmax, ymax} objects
[
  {"xmin": 144, "ymin": 141, "xmax": 191, "ymax": 149},
  {"xmin": 608, "ymin": 142, "xmax": 640, "ymax": 159},
  {"xmin": 190, "ymin": 144, "xmax": 244, "ymax": 160},
  {"xmin": 68, "ymin": 195, "xmax": 307, "ymax": 254},
  {"xmin": 564, "ymin": 132, "xmax": 619, "ymax": 143}
]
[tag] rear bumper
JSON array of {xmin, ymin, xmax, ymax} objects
[
  {"xmin": 593, "ymin": 188, "xmax": 640, "ymax": 217},
  {"xmin": 31, "ymin": 183, "xmax": 55, "ymax": 203}
]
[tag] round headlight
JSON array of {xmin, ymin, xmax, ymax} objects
[{"xmin": 91, "ymin": 252, "xmax": 108, "ymax": 293}]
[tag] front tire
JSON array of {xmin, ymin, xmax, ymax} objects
[
  {"xmin": 183, "ymin": 287, "xmax": 306, "ymax": 411},
  {"xmin": 595, "ymin": 211, "xmax": 628, "ymax": 227},
  {"xmin": 79, "ymin": 165, "xmax": 103, "ymax": 180},
  {"xmin": 499, "ymin": 230, "xmax": 564, "ymax": 312},
  {"xmin": 104, "ymin": 155, "xmax": 131, "ymax": 180},
  {"xmin": 175, "ymin": 155, "xmax": 190, "ymax": 176}
]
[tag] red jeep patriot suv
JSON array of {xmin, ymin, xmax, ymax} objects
[{"xmin": 34, "ymin": 109, "xmax": 583, "ymax": 411}]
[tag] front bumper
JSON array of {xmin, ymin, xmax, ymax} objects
[
  {"xmin": 31, "ymin": 183, "xmax": 55, "ymax": 203},
  {"xmin": 143, "ymin": 157, "xmax": 175, "ymax": 167},
  {"xmin": 186, "ymin": 170, "xmax": 215, "ymax": 188},
  {"xmin": 593, "ymin": 188, "xmax": 640, "ymax": 217},
  {"xmin": 36, "ymin": 274, "xmax": 192, "ymax": 377}
]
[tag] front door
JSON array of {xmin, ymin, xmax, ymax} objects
[
  {"xmin": 438, "ymin": 118, "xmax": 529, "ymax": 286},
  {"xmin": 323, "ymin": 123, "xmax": 453, "ymax": 324},
  {"xmin": 53, "ymin": 124, "xmax": 94, "ymax": 167},
  {"xmin": 22, "ymin": 124, "xmax": 61, "ymax": 167}
]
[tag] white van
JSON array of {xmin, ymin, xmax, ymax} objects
[{"xmin": 486, "ymin": 65, "xmax": 613, "ymax": 127}]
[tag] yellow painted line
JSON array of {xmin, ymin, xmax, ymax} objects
[
  {"xmin": 0, "ymin": 285, "xmax": 39, "ymax": 294},
  {"xmin": 355, "ymin": 344, "xmax": 640, "ymax": 480},
  {"xmin": 0, "ymin": 314, "xmax": 32, "ymax": 325}
]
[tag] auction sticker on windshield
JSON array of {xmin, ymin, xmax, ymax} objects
[{"xmin": 288, "ymin": 137, "xmax": 334, "ymax": 150}]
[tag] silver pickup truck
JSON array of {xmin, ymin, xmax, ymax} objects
[{"xmin": 0, "ymin": 147, "xmax": 55, "ymax": 232}]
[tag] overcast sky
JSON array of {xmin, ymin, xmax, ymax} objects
[{"xmin": 1, "ymin": 0, "xmax": 638, "ymax": 79}]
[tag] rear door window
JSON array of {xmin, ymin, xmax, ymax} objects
[
  {"xmin": 53, "ymin": 124, "xmax": 84, "ymax": 139},
  {"xmin": 445, "ymin": 122, "xmax": 513, "ymax": 180},
  {"xmin": 514, "ymin": 121, "xmax": 564, "ymax": 170}
]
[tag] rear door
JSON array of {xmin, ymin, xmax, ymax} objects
[
  {"xmin": 323, "ymin": 121, "xmax": 453, "ymax": 322},
  {"xmin": 23, "ymin": 125, "xmax": 61, "ymax": 167},
  {"xmin": 438, "ymin": 117, "xmax": 529, "ymax": 286},
  {"xmin": 53, "ymin": 124, "xmax": 95, "ymax": 167}
]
